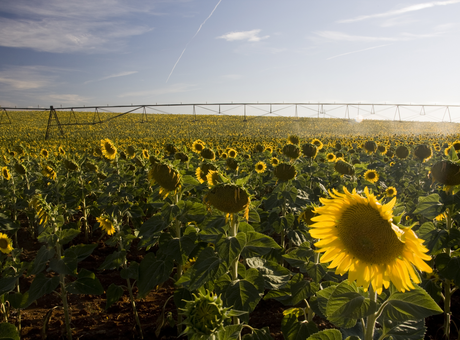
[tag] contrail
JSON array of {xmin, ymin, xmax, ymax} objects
[
  {"xmin": 326, "ymin": 44, "xmax": 390, "ymax": 60},
  {"xmin": 166, "ymin": 0, "xmax": 223, "ymax": 83}
]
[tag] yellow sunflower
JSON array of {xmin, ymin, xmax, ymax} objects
[
  {"xmin": 40, "ymin": 149, "xmax": 49, "ymax": 158},
  {"xmin": 271, "ymin": 157, "xmax": 280, "ymax": 166},
  {"xmin": 227, "ymin": 148, "xmax": 238, "ymax": 158},
  {"xmin": 385, "ymin": 186, "xmax": 397, "ymax": 197},
  {"xmin": 310, "ymin": 187, "xmax": 432, "ymax": 294},
  {"xmin": 42, "ymin": 165, "xmax": 57, "ymax": 180},
  {"xmin": 192, "ymin": 140, "xmax": 205, "ymax": 153},
  {"xmin": 326, "ymin": 153, "xmax": 336, "ymax": 162},
  {"xmin": 101, "ymin": 138, "xmax": 117, "ymax": 160},
  {"xmin": 0, "ymin": 233, "xmax": 13, "ymax": 254},
  {"xmin": 58, "ymin": 146, "xmax": 65, "ymax": 155},
  {"xmin": 312, "ymin": 138, "xmax": 323, "ymax": 150},
  {"xmin": 96, "ymin": 216, "xmax": 116, "ymax": 235},
  {"xmin": 364, "ymin": 169, "xmax": 379, "ymax": 183},
  {"xmin": 142, "ymin": 149, "xmax": 149, "ymax": 159},
  {"xmin": 2, "ymin": 166, "xmax": 11, "ymax": 180},
  {"xmin": 254, "ymin": 161, "xmax": 267, "ymax": 174}
]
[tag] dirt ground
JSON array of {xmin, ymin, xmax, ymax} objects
[{"xmin": 6, "ymin": 227, "xmax": 459, "ymax": 340}]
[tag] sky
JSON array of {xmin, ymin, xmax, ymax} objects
[{"xmin": 0, "ymin": 0, "xmax": 460, "ymax": 122}]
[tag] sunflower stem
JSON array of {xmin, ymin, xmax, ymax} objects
[
  {"xmin": 364, "ymin": 285, "xmax": 377, "ymax": 340},
  {"xmin": 229, "ymin": 213, "xmax": 240, "ymax": 327},
  {"xmin": 443, "ymin": 280, "xmax": 452, "ymax": 339}
]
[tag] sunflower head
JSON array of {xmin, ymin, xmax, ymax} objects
[
  {"xmin": 254, "ymin": 144, "xmax": 265, "ymax": 153},
  {"xmin": 287, "ymin": 134, "xmax": 300, "ymax": 145},
  {"xmin": 192, "ymin": 140, "xmax": 205, "ymax": 153},
  {"xmin": 148, "ymin": 162, "xmax": 181, "ymax": 196},
  {"xmin": 413, "ymin": 144, "xmax": 432, "ymax": 162},
  {"xmin": 312, "ymin": 138, "xmax": 323, "ymax": 150},
  {"xmin": 0, "ymin": 233, "xmax": 13, "ymax": 254},
  {"xmin": 299, "ymin": 207, "xmax": 316, "ymax": 225},
  {"xmin": 201, "ymin": 148, "xmax": 216, "ymax": 161},
  {"xmin": 40, "ymin": 149, "xmax": 49, "ymax": 158},
  {"xmin": 165, "ymin": 143, "xmax": 178, "ymax": 155},
  {"xmin": 85, "ymin": 161, "xmax": 98, "ymax": 172},
  {"xmin": 326, "ymin": 153, "xmax": 336, "ymax": 162},
  {"xmin": 378, "ymin": 145, "xmax": 387, "ymax": 154},
  {"xmin": 282, "ymin": 144, "xmax": 301, "ymax": 160},
  {"xmin": 206, "ymin": 170, "xmax": 222, "ymax": 187},
  {"xmin": 1, "ymin": 166, "xmax": 11, "ymax": 180},
  {"xmin": 254, "ymin": 161, "xmax": 267, "ymax": 174},
  {"xmin": 271, "ymin": 157, "xmax": 280, "ymax": 166},
  {"xmin": 310, "ymin": 186, "xmax": 432, "ymax": 294},
  {"xmin": 205, "ymin": 183, "xmax": 250, "ymax": 215},
  {"xmin": 364, "ymin": 169, "xmax": 379, "ymax": 183},
  {"xmin": 142, "ymin": 149, "xmax": 149, "ymax": 159},
  {"xmin": 452, "ymin": 140, "xmax": 460, "ymax": 151},
  {"xmin": 334, "ymin": 159, "xmax": 355, "ymax": 176},
  {"xmin": 364, "ymin": 141, "xmax": 378, "ymax": 153},
  {"xmin": 227, "ymin": 148, "xmax": 238, "ymax": 158},
  {"xmin": 96, "ymin": 216, "xmax": 116, "ymax": 235},
  {"xmin": 301, "ymin": 143, "xmax": 318, "ymax": 159},
  {"xmin": 395, "ymin": 145, "xmax": 410, "ymax": 159},
  {"xmin": 226, "ymin": 158, "xmax": 238, "ymax": 170},
  {"xmin": 196, "ymin": 162, "xmax": 217, "ymax": 183},
  {"xmin": 175, "ymin": 152, "xmax": 189, "ymax": 163},
  {"xmin": 431, "ymin": 160, "xmax": 460, "ymax": 186},
  {"xmin": 14, "ymin": 162, "xmax": 26, "ymax": 175},
  {"xmin": 127, "ymin": 145, "xmax": 136, "ymax": 158},
  {"xmin": 63, "ymin": 159, "xmax": 79, "ymax": 172},
  {"xmin": 274, "ymin": 162, "xmax": 297, "ymax": 182},
  {"xmin": 385, "ymin": 186, "xmax": 397, "ymax": 197},
  {"xmin": 42, "ymin": 165, "xmax": 57, "ymax": 180},
  {"xmin": 101, "ymin": 138, "xmax": 117, "ymax": 160}
]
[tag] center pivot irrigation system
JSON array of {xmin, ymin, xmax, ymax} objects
[{"xmin": 0, "ymin": 102, "xmax": 459, "ymax": 139}]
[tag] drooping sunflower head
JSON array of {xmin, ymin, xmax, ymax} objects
[
  {"xmin": 0, "ymin": 233, "xmax": 13, "ymax": 254},
  {"xmin": 204, "ymin": 183, "xmax": 250, "ymax": 217},
  {"xmin": 298, "ymin": 206, "xmax": 317, "ymax": 225},
  {"xmin": 431, "ymin": 160, "xmax": 460, "ymax": 187},
  {"xmin": 326, "ymin": 153, "xmax": 336, "ymax": 162},
  {"xmin": 85, "ymin": 161, "xmax": 98, "ymax": 172},
  {"xmin": 378, "ymin": 145, "xmax": 387, "ymax": 154},
  {"xmin": 287, "ymin": 134, "xmax": 300, "ymax": 145},
  {"xmin": 196, "ymin": 162, "xmax": 217, "ymax": 183},
  {"xmin": 364, "ymin": 140, "xmax": 378, "ymax": 153},
  {"xmin": 310, "ymin": 186, "xmax": 432, "ymax": 294},
  {"xmin": 1, "ymin": 166, "xmax": 11, "ymax": 180},
  {"xmin": 127, "ymin": 145, "xmax": 136, "ymax": 158},
  {"xmin": 165, "ymin": 143, "xmax": 178, "ymax": 155},
  {"xmin": 40, "ymin": 149, "xmax": 49, "ymax": 158},
  {"xmin": 63, "ymin": 159, "xmax": 79, "ymax": 172},
  {"xmin": 175, "ymin": 152, "xmax": 189, "ymax": 163},
  {"xmin": 273, "ymin": 162, "xmax": 297, "ymax": 182},
  {"xmin": 385, "ymin": 186, "xmax": 397, "ymax": 197},
  {"xmin": 254, "ymin": 161, "xmax": 267, "ymax": 174},
  {"xmin": 148, "ymin": 162, "xmax": 181, "ymax": 197},
  {"xmin": 271, "ymin": 157, "xmax": 280, "ymax": 166},
  {"xmin": 58, "ymin": 146, "xmax": 66, "ymax": 156},
  {"xmin": 312, "ymin": 138, "xmax": 323, "ymax": 150},
  {"xmin": 334, "ymin": 159, "xmax": 355, "ymax": 176},
  {"xmin": 254, "ymin": 144, "xmax": 265, "ymax": 153},
  {"xmin": 226, "ymin": 157, "xmax": 238, "ymax": 170},
  {"xmin": 364, "ymin": 169, "xmax": 379, "ymax": 183},
  {"xmin": 42, "ymin": 165, "xmax": 57, "ymax": 180},
  {"xmin": 96, "ymin": 216, "xmax": 116, "ymax": 235},
  {"xmin": 206, "ymin": 170, "xmax": 222, "ymax": 187},
  {"xmin": 301, "ymin": 143, "xmax": 318, "ymax": 159},
  {"xmin": 14, "ymin": 162, "xmax": 27, "ymax": 175},
  {"xmin": 192, "ymin": 140, "xmax": 205, "ymax": 153},
  {"xmin": 413, "ymin": 144, "xmax": 432, "ymax": 162},
  {"xmin": 101, "ymin": 138, "xmax": 117, "ymax": 160},
  {"xmin": 282, "ymin": 144, "xmax": 301, "ymax": 160},
  {"xmin": 201, "ymin": 148, "xmax": 216, "ymax": 161}
]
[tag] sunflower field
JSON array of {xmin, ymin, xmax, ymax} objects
[{"xmin": 0, "ymin": 110, "xmax": 460, "ymax": 340}]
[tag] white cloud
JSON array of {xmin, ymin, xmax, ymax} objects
[
  {"xmin": 315, "ymin": 31, "xmax": 439, "ymax": 42},
  {"xmin": 339, "ymin": 0, "xmax": 460, "ymax": 23},
  {"xmin": 0, "ymin": 0, "xmax": 156, "ymax": 53},
  {"xmin": 217, "ymin": 29, "xmax": 269, "ymax": 42},
  {"xmin": 326, "ymin": 44, "xmax": 391, "ymax": 60},
  {"xmin": 0, "ymin": 65, "xmax": 57, "ymax": 89},
  {"xmin": 47, "ymin": 94, "xmax": 89, "ymax": 104},
  {"xmin": 85, "ymin": 71, "xmax": 138, "ymax": 84}
]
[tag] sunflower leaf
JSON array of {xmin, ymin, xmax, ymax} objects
[
  {"xmin": 413, "ymin": 194, "xmax": 443, "ymax": 220},
  {"xmin": 379, "ymin": 285, "xmax": 443, "ymax": 323},
  {"xmin": 380, "ymin": 319, "xmax": 426, "ymax": 340},
  {"xmin": 306, "ymin": 329, "xmax": 342, "ymax": 340},
  {"xmin": 223, "ymin": 279, "xmax": 262, "ymax": 323},
  {"xmin": 281, "ymin": 311, "xmax": 318, "ymax": 340},
  {"xmin": 417, "ymin": 222, "xmax": 448, "ymax": 255}
]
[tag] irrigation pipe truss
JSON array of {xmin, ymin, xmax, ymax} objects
[{"xmin": 0, "ymin": 102, "xmax": 459, "ymax": 139}]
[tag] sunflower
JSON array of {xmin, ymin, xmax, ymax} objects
[
  {"xmin": 413, "ymin": 144, "xmax": 432, "ymax": 162},
  {"xmin": 206, "ymin": 170, "xmax": 221, "ymax": 187},
  {"xmin": 271, "ymin": 157, "xmax": 279, "ymax": 166},
  {"xmin": 326, "ymin": 153, "xmax": 336, "ymax": 162},
  {"xmin": 302, "ymin": 143, "xmax": 318, "ymax": 159},
  {"xmin": 127, "ymin": 145, "xmax": 136, "ymax": 158},
  {"xmin": 148, "ymin": 163, "xmax": 181, "ymax": 197},
  {"xmin": 101, "ymin": 138, "xmax": 117, "ymax": 160},
  {"xmin": 42, "ymin": 165, "xmax": 57, "ymax": 180},
  {"xmin": 195, "ymin": 163, "xmax": 217, "ymax": 184},
  {"xmin": 287, "ymin": 134, "xmax": 300, "ymax": 145},
  {"xmin": 1, "ymin": 166, "xmax": 11, "ymax": 180},
  {"xmin": 282, "ymin": 144, "xmax": 300, "ymax": 160},
  {"xmin": 58, "ymin": 146, "xmax": 66, "ymax": 156},
  {"xmin": 312, "ymin": 138, "xmax": 323, "ymax": 150},
  {"xmin": 0, "ymin": 233, "xmax": 13, "ymax": 254},
  {"xmin": 192, "ymin": 140, "xmax": 205, "ymax": 153},
  {"xmin": 40, "ymin": 149, "xmax": 49, "ymax": 158},
  {"xmin": 254, "ymin": 161, "xmax": 267, "ymax": 174},
  {"xmin": 385, "ymin": 186, "xmax": 397, "ymax": 197},
  {"xmin": 227, "ymin": 148, "xmax": 238, "ymax": 158},
  {"xmin": 274, "ymin": 163, "xmax": 297, "ymax": 181},
  {"xmin": 310, "ymin": 187, "xmax": 432, "ymax": 294},
  {"xmin": 395, "ymin": 145, "xmax": 409, "ymax": 159},
  {"xmin": 364, "ymin": 170, "xmax": 379, "ymax": 183},
  {"xmin": 205, "ymin": 183, "xmax": 250, "ymax": 219},
  {"xmin": 201, "ymin": 148, "xmax": 216, "ymax": 161},
  {"xmin": 96, "ymin": 216, "xmax": 116, "ymax": 235},
  {"xmin": 452, "ymin": 140, "xmax": 460, "ymax": 151},
  {"xmin": 364, "ymin": 141, "xmax": 377, "ymax": 153},
  {"xmin": 142, "ymin": 149, "xmax": 149, "ymax": 159}
]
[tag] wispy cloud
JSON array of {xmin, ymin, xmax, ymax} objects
[
  {"xmin": 326, "ymin": 44, "xmax": 390, "ymax": 60},
  {"xmin": 47, "ymin": 94, "xmax": 89, "ymax": 104},
  {"xmin": 0, "ymin": 65, "xmax": 57, "ymax": 89},
  {"xmin": 119, "ymin": 83, "xmax": 198, "ymax": 97},
  {"xmin": 0, "ymin": 0, "xmax": 156, "ymax": 53},
  {"xmin": 315, "ymin": 31, "xmax": 438, "ymax": 42},
  {"xmin": 85, "ymin": 71, "xmax": 138, "ymax": 84},
  {"xmin": 339, "ymin": 0, "xmax": 460, "ymax": 23},
  {"xmin": 166, "ymin": 0, "xmax": 223, "ymax": 83},
  {"xmin": 217, "ymin": 29, "xmax": 269, "ymax": 42}
]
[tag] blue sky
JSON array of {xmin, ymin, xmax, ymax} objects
[{"xmin": 1, "ymin": 0, "xmax": 459, "ymax": 122}]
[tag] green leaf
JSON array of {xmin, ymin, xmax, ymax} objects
[
  {"xmin": 290, "ymin": 274, "xmax": 320, "ymax": 305},
  {"xmin": 224, "ymin": 279, "xmax": 262, "ymax": 323},
  {"xmin": 417, "ymin": 222, "xmax": 448, "ymax": 255},
  {"xmin": 305, "ymin": 262, "xmax": 328, "ymax": 283},
  {"xmin": 245, "ymin": 257, "xmax": 290, "ymax": 290},
  {"xmin": 242, "ymin": 231, "xmax": 281, "ymax": 258},
  {"xmin": 49, "ymin": 257, "xmax": 77, "ymax": 276},
  {"xmin": 64, "ymin": 243, "xmax": 97, "ymax": 263},
  {"xmin": 29, "ymin": 245, "xmax": 55, "ymax": 275},
  {"xmin": 0, "ymin": 322, "xmax": 20, "ymax": 340},
  {"xmin": 243, "ymin": 268, "xmax": 265, "ymax": 294},
  {"xmin": 0, "ymin": 213, "xmax": 17, "ymax": 232},
  {"xmin": 66, "ymin": 269, "xmax": 104, "ymax": 295},
  {"xmin": 306, "ymin": 329, "xmax": 342, "ymax": 340},
  {"xmin": 177, "ymin": 200, "xmax": 207, "ymax": 224},
  {"xmin": 137, "ymin": 253, "xmax": 174, "ymax": 298},
  {"xmin": 56, "ymin": 227, "xmax": 80, "ymax": 245},
  {"xmin": 188, "ymin": 247, "xmax": 226, "ymax": 291},
  {"xmin": 217, "ymin": 234, "xmax": 244, "ymax": 266},
  {"xmin": 315, "ymin": 285, "xmax": 338, "ymax": 319},
  {"xmin": 242, "ymin": 327, "xmax": 274, "ymax": 340},
  {"xmin": 23, "ymin": 273, "xmax": 59, "ymax": 309},
  {"xmin": 413, "ymin": 194, "xmax": 443, "ymax": 220},
  {"xmin": 435, "ymin": 253, "xmax": 460, "ymax": 286},
  {"xmin": 281, "ymin": 310, "xmax": 318, "ymax": 340},
  {"xmin": 138, "ymin": 214, "xmax": 168, "ymax": 241},
  {"xmin": 325, "ymin": 281, "xmax": 375, "ymax": 328},
  {"xmin": 120, "ymin": 261, "xmax": 139, "ymax": 280},
  {"xmin": 105, "ymin": 283, "xmax": 124, "ymax": 310},
  {"xmin": 0, "ymin": 276, "xmax": 20, "ymax": 296},
  {"xmin": 98, "ymin": 250, "xmax": 126, "ymax": 270},
  {"xmin": 215, "ymin": 324, "xmax": 244, "ymax": 340},
  {"xmin": 380, "ymin": 285, "xmax": 443, "ymax": 323},
  {"xmin": 381, "ymin": 319, "xmax": 426, "ymax": 340},
  {"xmin": 181, "ymin": 174, "xmax": 201, "ymax": 187}
]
